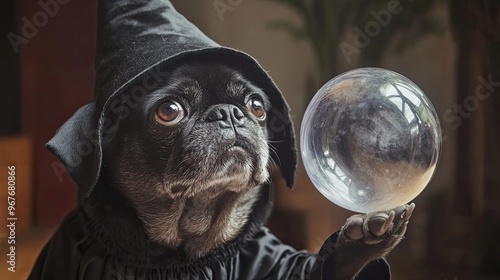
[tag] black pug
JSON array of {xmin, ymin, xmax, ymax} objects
[
  {"xmin": 30, "ymin": 1, "xmax": 414, "ymax": 279},
  {"xmin": 30, "ymin": 60, "xmax": 413, "ymax": 280},
  {"xmin": 99, "ymin": 61, "xmax": 414, "ymax": 264}
]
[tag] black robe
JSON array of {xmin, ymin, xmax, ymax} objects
[
  {"xmin": 30, "ymin": 0, "xmax": 391, "ymax": 279},
  {"xmin": 29, "ymin": 189, "xmax": 390, "ymax": 280}
]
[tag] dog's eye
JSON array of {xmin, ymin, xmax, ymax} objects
[
  {"xmin": 246, "ymin": 98, "xmax": 266, "ymax": 121},
  {"xmin": 155, "ymin": 101, "xmax": 185, "ymax": 125}
]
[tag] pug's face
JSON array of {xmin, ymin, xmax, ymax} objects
[{"xmin": 101, "ymin": 62, "xmax": 272, "ymax": 251}]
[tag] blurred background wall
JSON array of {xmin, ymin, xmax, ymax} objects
[{"xmin": 0, "ymin": 0, "xmax": 499, "ymax": 279}]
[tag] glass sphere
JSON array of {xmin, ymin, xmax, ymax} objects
[{"xmin": 300, "ymin": 68, "xmax": 441, "ymax": 213}]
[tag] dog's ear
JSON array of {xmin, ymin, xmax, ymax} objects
[
  {"xmin": 46, "ymin": 103, "xmax": 102, "ymax": 197},
  {"xmin": 266, "ymin": 97, "xmax": 297, "ymax": 188}
]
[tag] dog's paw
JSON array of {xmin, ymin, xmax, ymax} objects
[
  {"xmin": 343, "ymin": 203, "xmax": 414, "ymax": 244},
  {"xmin": 336, "ymin": 203, "xmax": 415, "ymax": 262}
]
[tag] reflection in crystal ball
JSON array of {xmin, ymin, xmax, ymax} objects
[{"xmin": 300, "ymin": 68, "xmax": 442, "ymax": 213}]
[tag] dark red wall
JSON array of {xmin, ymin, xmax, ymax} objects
[{"xmin": 19, "ymin": 0, "xmax": 97, "ymax": 226}]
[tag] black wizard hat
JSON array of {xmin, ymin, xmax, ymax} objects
[{"xmin": 47, "ymin": 0, "xmax": 297, "ymax": 197}]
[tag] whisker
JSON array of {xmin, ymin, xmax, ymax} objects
[
  {"xmin": 173, "ymin": 156, "xmax": 191, "ymax": 171},
  {"xmin": 267, "ymin": 139, "xmax": 287, "ymax": 144},
  {"xmin": 267, "ymin": 143, "xmax": 282, "ymax": 167}
]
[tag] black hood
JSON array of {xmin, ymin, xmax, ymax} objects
[{"xmin": 47, "ymin": 0, "xmax": 297, "ymax": 198}]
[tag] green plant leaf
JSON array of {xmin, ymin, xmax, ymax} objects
[
  {"xmin": 267, "ymin": 20, "xmax": 308, "ymax": 40},
  {"xmin": 266, "ymin": 0, "xmax": 310, "ymax": 22}
]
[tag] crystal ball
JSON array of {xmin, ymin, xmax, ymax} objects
[{"xmin": 300, "ymin": 68, "xmax": 441, "ymax": 213}]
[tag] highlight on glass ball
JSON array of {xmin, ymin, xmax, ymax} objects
[{"xmin": 300, "ymin": 68, "xmax": 442, "ymax": 213}]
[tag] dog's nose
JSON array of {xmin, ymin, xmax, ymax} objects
[{"xmin": 206, "ymin": 105, "xmax": 244, "ymax": 128}]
